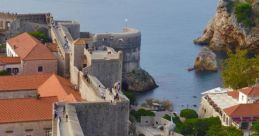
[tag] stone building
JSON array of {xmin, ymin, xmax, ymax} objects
[
  {"xmin": 0, "ymin": 73, "xmax": 82, "ymax": 136},
  {"xmin": 199, "ymin": 86, "xmax": 259, "ymax": 128},
  {"xmin": 5, "ymin": 32, "xmax": 57, "ymax": 74},
  {"xmin": 92, "ymin": 27, "xmax": 141, "ymax": 75}
]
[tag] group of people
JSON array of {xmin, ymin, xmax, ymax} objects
[{"xmin": 54, "ymin": 104, "xmax": 69, "ymax": 123}]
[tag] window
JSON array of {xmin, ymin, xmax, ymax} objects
[
  {"xmin": 5, "ymin": 130, "xmax": 13, "ymax": 133},
  {"xmin": 12, "ymin": 68, "xmax": 19, "ymax": 75},
  {"xmin": 38, "ymin": 66, "xmax": 43, "ymax": 72},
  {"xmin": 44, "ymin": 128, "xmax": 51, "ymax": 136}
]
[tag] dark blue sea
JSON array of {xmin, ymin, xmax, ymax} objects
[{"xmin": 0, "ymin": 0, "xmax": 222, "ymax": 112}]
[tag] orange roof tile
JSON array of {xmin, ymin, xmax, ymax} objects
[
  {"xmin": 0, "ymin": 57, "xmax": 20, "ymax": 65},
  {"xmin": 38, "ymin": 74, "xmax": 82, "ymax": 102},
  {"xmin": 0, "ymin": 97, "xmax": 57, "ymax": 123},
  {"xmin": 227, "ymin": 91, "xmax": 239, "ymax": 100},
  {"xmin": 224, "ymin": 103, "xmax": 259, "ymax": 117},
  {"xmin": 7, "ymin": 32, "xmax": 55, "ymax": 61},
  {"xmin": 46, "ymin": 43, "xmax": 58, "ymax": 52},
  {"xmin": 0, "ymin": 74, "xmax": 52, "ymax": 92},
  {"xmin": 240, "ymin": 87, "xmax": 259, "ymax": 96}
]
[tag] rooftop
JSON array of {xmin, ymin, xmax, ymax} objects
[
  {"xmin": 0, "ymin": 57, "xmax": 20, "ymax": 65},
  {"xmin": 0, "ymin": 97, "xmax": 57, "ymax": 124},
  {"xmin": 207, "ymin": 93, "xmax": 238, "ymax": 109},
  {"xmin": 7, "ymin": 32, "xmax": 56, "ymax": 60},
  {"xmin": 240, "ymin": 86, "xmax": 259, "ymax": 96},
  {"xmin": 46, "ymin": 43, "xmax": 58, "ymax": 52},
  {"xmin": 0, "ymin": 74, "xmax": 82, "ymax": 101},
  {"xmin": 224, "ymin": 103, "xmax": 259, "ymax": 117},
  {"xmin": 0, "ymin": 73, "xmax": 52, "ymax": 92}
]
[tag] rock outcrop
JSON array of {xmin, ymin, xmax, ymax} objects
[
  {"xmin": 123, "ymin": 68, "xmax": 158, "ymax": 92},
  {"xmin": 194, "ymin": 0, "xmax": 259, "ymax": 53},
  {"xmin": 194, "ymin": 47, "xmax": 218, "ymax": 72}
]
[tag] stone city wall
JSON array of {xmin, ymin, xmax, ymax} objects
[
  {"xmin": 72, "ymin": 101, "xmax": 129, "ymax": 136},
  {"xmin": 92, "ymin": 28, "xmax": 141, "ymax": 74}
]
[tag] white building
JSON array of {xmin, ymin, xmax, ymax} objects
[{"xmin": 199, "ymin": 86, "xmax": 259, "ymax": 128}]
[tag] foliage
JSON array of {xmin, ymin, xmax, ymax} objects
[
  {"xmin": 29, "ymin": 31, "xmax": 51, "ymax": 43},
  {"xmin": 226, "ymin": 0, "xmax": 234, "ymax": 13},
  {"xmin": 130, "ymin": 109, "xmax": 155, "ymax": 122},
  {"xmin": 180, "ymin": 117, "xmax": 221, "ymax": 136},
  {"xmin": 0, "ymin": 44, "xmax": 5, "ymax": 49},
  {"xmin": 222, "ymin": 50, "xmax": 259, "ymax": 89},
  {"xmin": 234, "ymin": 2, "xmax": 254, "ymax": 28},
  {"xmin": 180, "ymin": 109, "xmax": 198, "ymax": 119},
  {"xmin": 253, "ymin": 121, "xmax": 259, "ymax": 135},
  {"xmin": 123, "ymin": 91, "xmax": 136, "ymax": 105},
  {"xmin": 0, "ymin": 70, "xmax": 10, "ymax": 76},
  {"xmin": 163, "ymin": 114, "xmax": 184, "ymax": 133},
  {"xmin": 206, "ymin": 125, "xmax": 243, "ymax": 136}
]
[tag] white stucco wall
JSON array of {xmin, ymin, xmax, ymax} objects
[{"xmin": 6, "ymin": 42, "xmax": 18, "ymax": 57}]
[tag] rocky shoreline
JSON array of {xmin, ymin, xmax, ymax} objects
[
  {"xmin": 194, "ymin": 0, "xmax": 259, "ymax": 53},
  {"xmin": 123, "ymin": 68, "xmax": 158, "ymax": 92}
]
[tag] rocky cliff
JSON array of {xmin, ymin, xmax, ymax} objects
[
  {"xmin": 194, "ymin": 47, "xmax": 218, "ymax": 72},
  {"xmin": 123, "ymin": 68, "xmax": 158, "ymax": 92},
  {"xmin": 194, "ymin": 0, "xmax": 259, "ymax": 53}
]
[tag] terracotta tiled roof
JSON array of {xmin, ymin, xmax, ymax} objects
[
  {"xmin": 0, "ymin": 74, "xmax": 52, "ymax": 92},
  {"xmin": 0, "ymin": 97, "xmax": 57, "ymax": 123},
  {"xmin": 0, "ymin": 57, "xmax": 20, "ymax": 65},
  {"xmin": 227, "ymin": 91, "xmax": 239, "ymax": 100},
  {"xmin": 38, "ymin": 74, "xmax": 82, "ymax": 102},
  {"xmin": 46, "ymin": 43, "xmax": 58, "ymax": 52},
  {"xmin": 0, "ymin": 73, "xmax": 82, "ymax": 101},
  {"xmin": 240, "ymin": 87, "xmax": 259, "ymax": 96},
  {"xmin": 7, "ymin": 32, "xmax": 55, "ymax": 60},
  {"xmin": 224, "ymin": 103, "xmax": 259, "ymax": 117}
]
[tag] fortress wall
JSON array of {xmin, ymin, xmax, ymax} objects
[
  {"xmin": 17, "ymin": 13, "xmax": 51, "ymax": 25},
  {"xmin": 72, "ymin": 101, "xmax": 129, "ymax": 136},
  {"xmin": 93, "ymin": 28, "xmax": 141, "ymax": 74},
  {"xmin": 58, "ymin": 21, "xmax": 80, "ymax": 40},
  {"xmin": 91, "ymin": 59, "xmax": 122, "ymax": 89}
]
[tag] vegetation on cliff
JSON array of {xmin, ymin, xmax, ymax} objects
[
  {"xmin": 222, "ymin": 50, "xmax": 259, "ymax": 89},
  {"xmin": 234, "ymin": 1, "xmax": 254, "ymax": 28}
]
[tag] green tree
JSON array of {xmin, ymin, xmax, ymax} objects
[
  {"xmin": 234, "ymin": 2, "xmax": 253, "ymax": 27},
  {"xmin": 222, "ymin": 50, "xmax": 259, "ymax": 89},
  {"xmin": 131, "ymin": 108, "xmax": 155, "ymax": 122},
  {"xmin": 180, "ymin": 109, "xmax": 198, "ymax": 119},
  {"xmin": 29, "ymin": 31, "xmax": 51, "ymax": 43},
  {"xmin": 252, "ymin": 121, "xmax": 259, "ymax": 135},
  {"xmin": 123, "ymin": 91, "xmax": 136, "ymax": 105},
  {"xmin": 206, "ymin": 125, "xmax": 243, "ymax": 136}
]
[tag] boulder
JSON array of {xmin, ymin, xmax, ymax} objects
[
  {"xmin": 194, "ymin": 47, "xmax": 218, "ymax": 72},
  {"xmin": 123, "ymin": 68, "xmax": 158, "ymax": 92}
]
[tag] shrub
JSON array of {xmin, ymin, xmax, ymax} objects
[
  {"xmin": 234, "ymin": 2, "xmax": 253, "ymax": 28},
  {"xmin": 0, "ymin": 70, "xmax": 10, "ymax": 76},
  {"xmin": 131, "ymin": 109, "xmax": 155, "ymax": 122},
  {"xmin": 123, "ymin": 91, "xmax": 136, "ymax": 105},
  {"xmin": 180, "ymin": 109, "xmax": 198, "ymax": 119},
  {"xmin": 29, "ymin": 31, "xmax": 51, "ymax": 43}
]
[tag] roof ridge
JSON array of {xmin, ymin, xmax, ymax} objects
[{"xmin": 0, "ymin": 96, "xmax": 57, "ymax": 101}]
